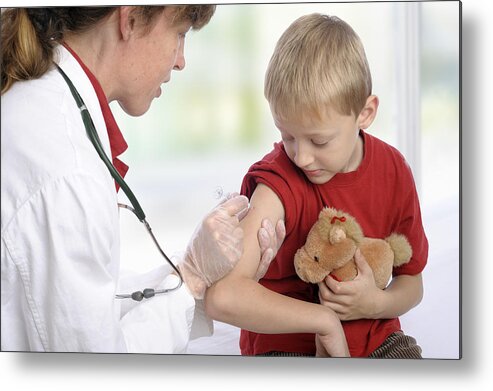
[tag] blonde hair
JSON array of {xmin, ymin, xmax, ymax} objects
[
  {"xmin": 1, "ymin": 5, "xmax": 216, "ymax": 95},
  {"xmin": 264, "ymin": 13, "xmax": 372, "ymax": 121}
]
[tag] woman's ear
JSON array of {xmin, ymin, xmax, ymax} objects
[
  {"xmin": 357, "ymin": 95, "xmax": 379, "ymax": 129},
  {"xmin": 119, "ymin": 6, "xmax": 137, "ymax": 41}
]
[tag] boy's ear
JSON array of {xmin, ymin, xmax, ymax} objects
[
  {"xmin": 357, "ymin": 95, "xmax": 379, "ymax": 129},
  {"xmin": 119, "ymin": 6, "xmax": 137, "ymax": 41}
]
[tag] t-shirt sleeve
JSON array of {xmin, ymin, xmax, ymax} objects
[
  {"xmin": 240, "ymin": 144, "xmax": 302, "ymax": 237},
  {"xmin": 392, "ymin": 160, "xmax": 429, "ymax": 276}
]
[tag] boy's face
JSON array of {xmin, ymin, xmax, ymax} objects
[{"xmin": 273, "ymin": 107, "xmax": 364, "ymax": 185}]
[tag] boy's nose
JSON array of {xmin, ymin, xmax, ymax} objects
[{"xmin": 293, "ymin": 143, "xmax": 314, "ymax": 168}]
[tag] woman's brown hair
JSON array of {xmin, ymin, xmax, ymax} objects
[{"xmin": 1, "ymin": 5, "xmax": 216, "ymax": 95}]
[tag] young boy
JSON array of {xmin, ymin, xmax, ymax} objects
[{"xmin": 205, "ymin": 13, "xmax": 428, "ymax": 358}]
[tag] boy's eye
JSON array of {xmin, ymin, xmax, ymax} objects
[{"xmin": 311, "ymin": 139, "xmax": 329, "ymax": 146}]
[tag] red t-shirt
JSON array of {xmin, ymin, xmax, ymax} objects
[{"xmin": 240, "ymin": 130, "xmax": 428, "ymax": 357}]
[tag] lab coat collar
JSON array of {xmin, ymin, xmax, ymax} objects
[{"xmin": 54, "ymin": 44, "xmax": 129, "ymax": 190}]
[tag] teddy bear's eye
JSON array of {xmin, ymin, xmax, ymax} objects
[{"xmin": 314, "ymin": 256, "xmax": 319, "ymax": 263}]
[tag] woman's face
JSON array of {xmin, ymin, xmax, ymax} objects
[{"xmin": 116, "ymin": 8, "xmax": 191, "ymax": 116}]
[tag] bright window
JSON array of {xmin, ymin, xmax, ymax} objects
[{"xmin": 113, "ymin": 1, "xmax": 460, "ymax": 358}]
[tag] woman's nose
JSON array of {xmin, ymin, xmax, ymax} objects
[
  {"xmin": 173, "ymin": 55, "xmax": 185, "ymax": 71},
  {"xmin": 173, "ymin": 44, "xmax": 186, "ymax": 71}
]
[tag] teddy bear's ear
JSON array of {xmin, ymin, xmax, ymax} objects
[
  {"xmin": 318, "ymin": 207, "xmax": 364, "ymax": 243},
  {"xmin": 317, "ymin": 207, "xmax": 338, "ymax": 238},
  {"xmin": 341, "ymin": 214, "xmax": 364, "ymax": 243},
  {"xmin": 319, "ymin": 207, "xmax": 337, "ymax": 220}
]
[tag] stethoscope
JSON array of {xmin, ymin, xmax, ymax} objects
[{"xmin": 56, "ymin": 64, "xmax": 183, "ymax": 301}]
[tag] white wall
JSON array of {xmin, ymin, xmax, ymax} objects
[{"xmin": 115, "ymin": 1, "xmax": 460, "ymax": 359}]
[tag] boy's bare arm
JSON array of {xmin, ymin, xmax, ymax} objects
[
  {"xmin": 204, "ymin": 184, "xmax": 349, "ymax": 356},
  {"xmin": 374, "ymin": 272, "xmax": 423, "ymax": 319}
]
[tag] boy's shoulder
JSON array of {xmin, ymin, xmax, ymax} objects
[
  {"xmin": 249, "ymin": 142, "xmax": 300, "ymax": 177},
  {"xmin": 241, "ymin": 142, "xmax": 318, "ymax": 236},
  {"xmin": 364, "ymin": 131, "xmax": 410, "ymax": 170},
  {"xmin": 242, "ymin": 142, "xmax": 310, "ymax": 199},
  {"xmin": 258, "ymin": 141, "xmax": 289, "ymax": 162}
]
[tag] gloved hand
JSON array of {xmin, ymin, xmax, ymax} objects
[
  {"xmin": 179, "ymin": 193, "xmax": 247, "ymax": 299},
  {"xmin": 179, "ymin": 193, "xmax": 286, "ymax": 299},
  {"xmin": 255, "ymin": 218, "xmax": 286, "ymax": 281}
]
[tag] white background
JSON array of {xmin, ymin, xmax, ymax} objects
[
  {"xmin": 110, "ymin": 0, "xmax": 460, "ymax": 359},
  {"xmin": 1, "ymin": 0, "xmax": 491, "ymax": 389}
]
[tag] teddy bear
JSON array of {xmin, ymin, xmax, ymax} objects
[{"xmin": 294, "ymin": 207, "xmax": 412, "ymax": 289}]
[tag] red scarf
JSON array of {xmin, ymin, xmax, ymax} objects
[{"xmin": 63, "ymin": 43, "xmax": 129, "ymax": 191}]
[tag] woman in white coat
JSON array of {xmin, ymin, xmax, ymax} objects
[{"xmin": 0, "ymin": 6, "xmax": 285, "ymax": 353}]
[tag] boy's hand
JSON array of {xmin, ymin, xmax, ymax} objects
[
  {"xmin": 315, "ymin": 317, "xmax": 350, "ymax": 357},
  {"xmin": 318, "ymin": 249, "xmax": 385, "ymax": 321}
]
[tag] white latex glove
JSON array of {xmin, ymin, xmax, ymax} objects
[
  {"xmin": 179, "ymin": 194, "xmax": 286, "ymax": 299},
  {"xmin": 255, "ymin": 218, "xmax": 286, "ymax": 281},
  {"xmin": 179, "ymin": 194, "xmax": 249, "ymax": 299}
]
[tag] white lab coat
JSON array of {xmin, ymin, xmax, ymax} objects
[{"xmin": 1, "ymin": 45, "xmax": 212, "ymax": 353}]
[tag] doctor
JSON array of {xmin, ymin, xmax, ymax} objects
[{"xmin": 1, "ymin": 6, "xmax": 285, "ymax": 353}]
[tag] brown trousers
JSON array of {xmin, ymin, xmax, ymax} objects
[
  {"xmin": 368, "ymin": 331, "xmax": 423, "ymax": 359},
  {"xmin": 257, "ymin": 332, "xmax": 422, "ymax": 358}
]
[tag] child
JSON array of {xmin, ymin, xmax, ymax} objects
[{"xmin": 205, "ymin": 13, "xmax": 428, "ymax": 358}]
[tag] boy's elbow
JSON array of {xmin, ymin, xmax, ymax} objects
[
  {"xmin": 417, "ymin": 273, "xmax": 424, "ymax": 300},
  {"xmin": 411, "ymin": 273, "xmax": 424, "ymax": 308},
  {"xmin": 416, "ymin": 279, "xmax": 424, "ymax": 307}
]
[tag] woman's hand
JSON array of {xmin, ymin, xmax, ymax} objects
[
  {"xmin": 180, "ymin": 193, "xmax": 285, "ymax": 299},
  {"xmin": 317, "ymin": 249, "xmax": 385, "ymax": 321},
  {"xmin": 255, "ymin": 218, "xmax": 285, "ymax": 281}
]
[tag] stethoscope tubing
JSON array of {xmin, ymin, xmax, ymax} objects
[{"xmin": 56, "ymin": 64, "xmax": 183, "ymax": 300}]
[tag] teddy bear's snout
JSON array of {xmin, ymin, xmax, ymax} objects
[{"xmin": 294, "ymin": 247, "xmax": 329, "ymax": 283}]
